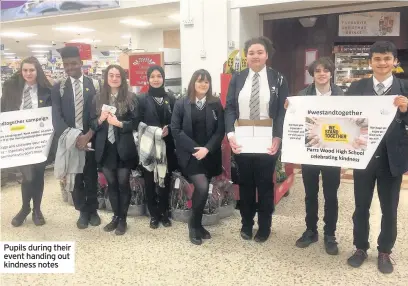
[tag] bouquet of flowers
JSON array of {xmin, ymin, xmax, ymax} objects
[
  {"xmin": 129, "ymin": 168, "xmax": 145, "ymax": 206},
  {"xmin": 170, "ymin": 171, "xmax": 193, "ymax": 211}
]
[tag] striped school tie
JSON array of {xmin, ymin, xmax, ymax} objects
[
  {"xmin": 376, "ymin": 83, "xmax": 385, "ymax": 95},
  {"xmin": 74, "ymin": 79, "xmax": 83, "ymax": 129},
  {"xmin": 249, "ymin": 72, "xmax": 260, "ymax": 120},
  {"xmin": 108, "ymin": 96, "xmax": 116, "ymax": 144},
  {"xmin": 23, "ymin": 86, "xmax": 32, "ymax": 109}
]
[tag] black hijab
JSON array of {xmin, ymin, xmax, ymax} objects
[{"xmin": 147, "ymin": 65, "xmax": 166, "ymax": 98}]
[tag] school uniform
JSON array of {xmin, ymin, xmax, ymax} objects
[
  {"xmin": 90, "ymin": 93, "xmax": 139, "ymax": 222},
  {"xmin": 135, "ymin": 92, "xmax": 178, "ymax": 222},
  {"xmin": 1, "ymin": 82, "xmax": 51, "ymax": 226},
  {"xmin": 299, "ymin": 84, "xmax": 343, "ymax": 235},
  {"xmin": 51, "ymin": 75, "xmax": 100, "ymax": 222},
  {"xmin": 171, "ymin": 95, "xmax": 224, "ymax": 239},
  {"xmin": 346, "ymin": 76, "xmax": 408, "ymax": 255},
  {"xmin": 224, "ymin": 66, "xmax": 289, "ymax": 241}
]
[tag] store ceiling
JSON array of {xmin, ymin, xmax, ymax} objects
[{"xmin": 1, "ymin": 3, "xmax": 180, "ymax": 59}]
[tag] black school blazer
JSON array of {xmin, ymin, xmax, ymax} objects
[
  {"xmin": 346, "ymin": 76, "xmax": 408, "ymax": 176},
  {"xmin": 171, "ymin": 95, "xmax": 225, "ymax": 177},
  {"xmin": 89, "ymin": 94, "xmax": 139, "ymax": 164}
]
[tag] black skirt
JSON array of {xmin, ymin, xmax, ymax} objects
[
  {"xmin": 182, "ymin": 154, "xmax": 213, "ymax": 177},
  {"xmin": 100, "ymin": 141, "xmax": 137, "ymax": 170}
]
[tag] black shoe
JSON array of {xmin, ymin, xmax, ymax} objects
[
  {"xmin": 32, "ymin": 209, "xmax": 46, "ymax": 226},
  {"xmin": 240, "ymin": 227, "xmax": 253, "ymax": 240},
  {"xmin": 103, "ymin": 216, "xmax": 119, "ymax": 232},
  {"xmin": 115, "ymin": 219, "xmax": 127, "ymax": 235},
  {"xmin": 295, "ymin": 230, "xmax": 318, "ymax": 248},
  {"xmin": 378, "ymin": 253, "xmax": 394, "ymax": 274},
  {"xmin": 188, "ymin": 227, "xmax": 202, "ymax": 245},
  {"xmin": 199, "ymin": 226, "xmax": 211, "ymax": 239},
  {"xmin": 76, "ymin": 212, "xmax": 89, "ymax": 229},
  {"xmin": 150, "ymin": 217, "xmax": 160, "ymax": 229},
  {"xmin": 89, "ymin": 211, "xmax": 101, "ymax": 226},
  {"xmin": 11, "ymin": 208, "xmax": 31, "ymax": 227},
  {"xmin": 254, "ymin": 230, "xmax": 270, "ymax": 243},
  {"xmin": 161, "ymin": 215, "xmax": 172, "ymax": 227},
  {"xmin": 347, "ymin": 249, "xmax": 368, "ymax": 268},
  {"xmin": 324, "ymin": 235, "xmax": 339, "ymax": 255}
]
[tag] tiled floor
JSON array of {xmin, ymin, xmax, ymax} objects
[{"xmin": 1, "ymin": 171, "xmax": 408, "ymax": 285}]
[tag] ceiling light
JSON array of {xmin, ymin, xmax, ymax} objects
[
  {"xmin": 168, "ymin": 13, "xmax": 180, "ymax": 21},
  {"xmin": 121, "ymin": 34, "xmax": 131, "ymax": 39},
  {"xmin": 2, "ymin": 52, "xmax": 16, "ymax": 55},
  {"xmin": 28, "ymin": 44, "xmax": 52, "ymax": 48},
  {"xmin": 32, "ymin": 50, "xmax": 49, "ymax": 53},
  {"xmin": 53, "ymin": 26, "xmax": 94, "ymax": 33},
  {"xmin": 0, "ymin": 31, "xmax": 37, "ymax": 38},
  {"xmin": 70, "ymin": 39, "xmax": 101, "ymax": 44},
  {"xmin": 120, "ymin": 19, "xmax": 151, "ymax": 27},
  {"xmin": 109, "ymin": 50, "xmax": 122, "ymax": 53}
]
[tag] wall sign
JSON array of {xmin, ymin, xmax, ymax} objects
[
  {"xmin": 64, "ymin": 43, "xmax": 92, "ymax": 61},
  {"xmin": 339, "ymin": 12, "xmax": 400, "ymax": 37},
  {"xmin": 128, "ymin": 52, "xmax": 164, "ymax": 93}
]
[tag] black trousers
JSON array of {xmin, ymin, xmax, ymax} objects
[
  {"xmin": 144, "ymin": 170, "xmax": 171, "ymax": 219},
  {"xmin": 301, "ymin": 164, "xmax": 341, "ymax": 236},
  {"xmin": 353, "ymin": 156, "xmax": 402, "ymax": 254},
  {"xmin": 73, "ymin": 151, "xmax": 98, "ymax": 213},
  {"xmin": 235, "ymin": 153, "xmax": 277, "ymax": 234},
  {"xmin": 103, "ymin": 167, "xmax": 131, "ymax": 219},
  {"xmin": 20, "ymin": 162, "xmax": 46, "ymax": 210},
  {"xmin": 188, "ymin": 174, "xmax": 211, "ymax": 228}
]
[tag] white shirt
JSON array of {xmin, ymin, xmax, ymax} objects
[
  {"xmin": 228, "ymin": 66, "xmax": 270, "ymax": 139},
  {"xmin": 373, "ymin": 75, "xmax": 393, "ymax": 93},
  {"xmin": 70, "ymin": 74, "xmax": 84, "ymax": 102},
  {"xmin": 316, "ymin": 87, "xmax": 332, "ymax": 96},
  {"xmin": 20, "ymin": 83, "xmax": 38, "ymax": 110}
]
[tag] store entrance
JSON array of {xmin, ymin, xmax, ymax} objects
[{"xmin": 263, "ymin": 6, "xmax": 408, "ymax": 95}]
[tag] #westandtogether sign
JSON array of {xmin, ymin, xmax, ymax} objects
[{"xmin": 281, "ymin": 96, "xmax": 398, "ymax": 169}]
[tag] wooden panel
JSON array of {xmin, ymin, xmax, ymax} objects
[{"xmin": 163, "ymin": 30, "xmax": 180, "ymax": 49}]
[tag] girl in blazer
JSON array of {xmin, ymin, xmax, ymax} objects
[
  {"xmin": 135, "ymin": 65, "xmax": 178, "ymax": 229},
  {"xmin": 171, "ymin": 69, "xmax": 225, "ymax": 245},
  {"xmin": 1, "ymin": 56, "xmax": 52, "ymax": 227},
  {"xmin": 225, "ymin": 37, "xmax": 289, "ymax": 243},
  {"xmin": 285, "ymin": 57, "xmax": 343, "ymax": 255},
  {"xmin": 90, "ymin": 65, "xmax": 138, "ymax": 235}
]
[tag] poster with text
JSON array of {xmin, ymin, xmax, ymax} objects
[
  {"xmin": 281, "ymin": 96, "xmax": 398, "ymax": 169},
  {"xmin": 0, "ymin": 107, "xmax": 54, "ymax": 168},
  {"xmin": 339, "ymin": 12, "xmax": 400, "ymax": 37},
  {"xmin": 128, "ymin": 52, "xmax": 164, "ymax": 93}
]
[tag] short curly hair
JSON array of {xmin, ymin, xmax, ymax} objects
[{"xmin": 244, "ymin": 36, "xmax": 275, "ymax": 57}]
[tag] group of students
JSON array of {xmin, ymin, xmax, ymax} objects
[{"xmin": 1, "ymin": 38, "xmax": 407, "ymax": 274}]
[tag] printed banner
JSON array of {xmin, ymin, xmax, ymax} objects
[
  {"xmin": 281, "ymin": 96, "xmax": 398, "ymax": 169},
  {"xmin": 339, "ymin": 12, "xmax": 400, "ymax": 37},
  {"xmin": 1, "ymin": 1, "xmax": 120, "ymax": 22},
  {"xmin": 128, "ymin": 52, "xmax": 164, "ymax": 93},
  {"xmin": 0, "ymin": 107, "xmax": 54, "ymax": 168}
]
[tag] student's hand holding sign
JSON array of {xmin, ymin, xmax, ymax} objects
[{"xmin": 394, "ymin": 95, "xmax": 408, "ymax": 113}]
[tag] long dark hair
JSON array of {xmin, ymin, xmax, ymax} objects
[
  {"xmin": 187, "ymin": 69, "xmax": 213, "ymax": 102},
  {"xmin": 1, "ymin": 56, "xmax": 51, "ymax": 112},
  {"xmin": 96, "ymin": 64, "xmax": 134, "ymax": 116}
]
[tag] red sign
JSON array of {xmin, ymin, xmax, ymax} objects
[
  {"xmin": 65, "ymin": 43, "xmax": 92, "ymax": 61},
  {"xmin": 128, "ymin": 52, "xmax": 164, "ymax": 92}
]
